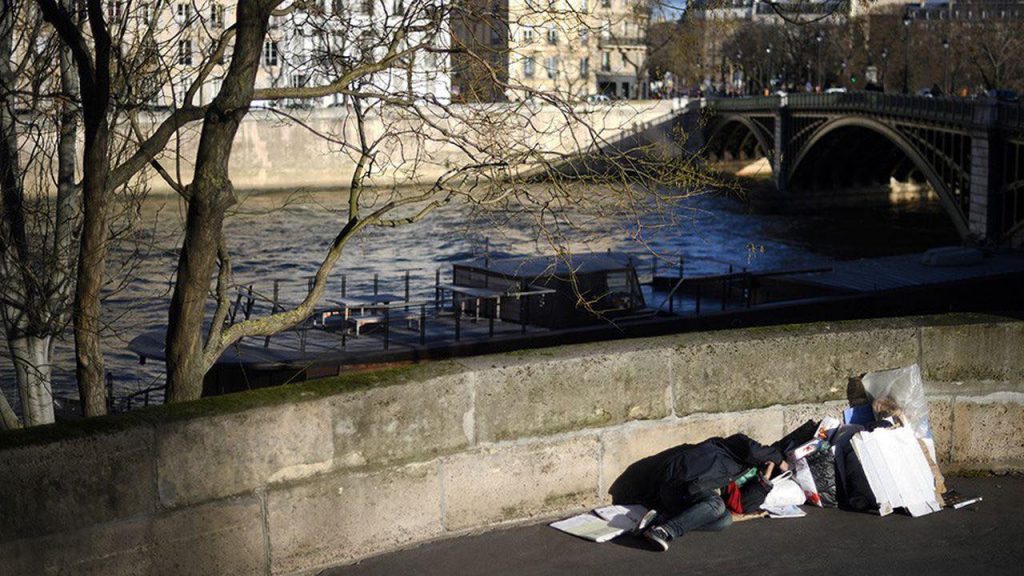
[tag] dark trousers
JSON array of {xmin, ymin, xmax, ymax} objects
[{"xmin": 655, "ymin": 491, "xmax": 733, "ymax": 540}]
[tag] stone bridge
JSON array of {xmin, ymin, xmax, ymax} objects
[{"xmin": 671, "ymin": 93, "xmax": 1024, "ymax": 245}]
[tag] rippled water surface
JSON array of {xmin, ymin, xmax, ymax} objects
[{"xmin": 0, "ymin": 187, "xmax": 960, "ymax": 410}]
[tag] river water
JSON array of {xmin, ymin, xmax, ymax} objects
[{"xmin": 0, "ymin": 187, "xmax": 960, "ymax": 412}]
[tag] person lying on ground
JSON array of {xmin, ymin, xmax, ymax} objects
[{"xmin": 636, "ymin": 434, "xmax": 787, "ymax": 551}]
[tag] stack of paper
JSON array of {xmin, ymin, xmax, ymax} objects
[
  {"xmin": 549, "ymin": 504, "xmax": 649, "ymax": 543},
  {"xmin": 851, "ymin": 426, "xmax": 942, "ymax": 517},
  {"xmin": 549, "ymin": 514, "xmax": 626, "ymax": 543}
]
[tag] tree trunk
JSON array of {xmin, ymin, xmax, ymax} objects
[
  {"xmin": 73, "ymin": 117, "xmax": 111, "ymax": 417},
  {"xmin": 0, "ymin": 387, "xmax": 19, "ymax": 430},
  {"xmin": 9, "ymin": 335, "xmax": 55, "ymax": 426},
  {"xmin": 165, "ymin": 2, "xmax": 271, "ymax": 402},
  {"xmin": 165, "ymin": 197, "xmax": 228, "ymax": 402}
]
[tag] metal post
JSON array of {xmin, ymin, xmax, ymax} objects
[
  {"xmin": 404, "ymin": 271, "xmax": 410, "ymax": 305},
  {"xmin": 651, "ymin": 255, "xmax": 657, "ymax": 278},
  {"xmin": 678, "ymin": 256, "xmax": 684, "ymax": 280},
  {"xmin": 420, "ymin": 304, "xmax": 426, "ymax": 345},
  {"xmin": 243, "ymin": 285, "xmax": 254, "ymax": 320},
  {"xmin": 455, "ymin": 299, "xmax": 461, "ymax": 341},
  {"xmin": 384, "ymin": 307, "xmax": 390, "ymax": 351},
  {"xmin": 265, "ymin": 280, "xmax": 281, "ymax": 348},
  {"xmin": 520, "ymin": 295, "xmax": 527, "ymax": 335},
  {"xmin": 373, "ymin": 273, "xmax": 379, "ymax": 295},
  {"xmin": 435, "ymin": 269, "xmax": 441, "ymax": 312},
  {"xmin": 341, "ymin": 274, "xmax": 347, "ymax": 297},
  {"xmin": 106, "ymin": 372, "xmax": 114, "ymax": 413}
]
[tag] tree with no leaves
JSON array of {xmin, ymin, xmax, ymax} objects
[{"xmin": 15, "ymin": 0, "xmax": 710, "ymax": 413}]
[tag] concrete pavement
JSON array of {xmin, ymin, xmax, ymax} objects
[{"xmin": 323, "ymin": 475, "xmax": 1024, "ymax": 576}]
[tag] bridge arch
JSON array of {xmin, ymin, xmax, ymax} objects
[
  {"xmin": 703, "ymin": 114, "xmax": 773, "ymax": 163},
  {"xmin": 786, "ymin": 116, "xmax": 971, "ymax": 238}
]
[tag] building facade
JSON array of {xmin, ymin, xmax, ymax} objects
[
  {"xmin": 451, "ymin": 0, "xmax": 650, "ymax": 102},
  {"xmin": 118, "ymin": 0, "xmax": 451, "ymax": 109}
]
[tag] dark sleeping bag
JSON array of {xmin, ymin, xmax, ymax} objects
[{"xmin": 652, "ymin": 434, "xmax": 783, "ymax": 514}]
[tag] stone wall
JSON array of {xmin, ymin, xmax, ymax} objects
[{"xmin": 1, "ymin": 314, "xmax": 1022, "ymax": 575}]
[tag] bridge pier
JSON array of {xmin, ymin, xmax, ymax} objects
[{"xmin": 968, "ymin": 101, "xmax": 1002, "ymax": 245}]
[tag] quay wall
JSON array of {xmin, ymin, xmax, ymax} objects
[
  {"xmin": 22, "ymin": 100, "xmax": 682, "ymax": 197},
  {"xmin": 2, "ymin": 313, "xmax": 1023, "ymax": 575}
]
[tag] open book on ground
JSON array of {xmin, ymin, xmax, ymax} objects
[{"xmin": 549, "ymin": 505, "xmax": 649, "ymax": 543}]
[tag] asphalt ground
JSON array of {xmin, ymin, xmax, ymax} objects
[{"xmin": 323, "ymin": 475, "xmax": 1024, "ymax": 576}]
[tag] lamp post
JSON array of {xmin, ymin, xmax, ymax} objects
[
  {"xmin": 815, "ymin": 30, "xmax": 824, "ymax": 90},
  {"xmin": 942, "ymin": 37, "xmax": 950, "ymax": 95},
  {"xmin": 902, "ymin": 14, "xmax": 912, "ymax": 95},
  {"xmin": 881, "ymin": 47, "xmax": 889, "ymax": 91},
  {"xmin": 735, "ymin": 50, "xmax": 743, "ymax": 95},
  {"xmin": 766, "ymin": 44, "xmax": 773, "ymax": 94},
  {"xmin": 841, "ymin": 58, "xmax": 847, "ymax": 87}
]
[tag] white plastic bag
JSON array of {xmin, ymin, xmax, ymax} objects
[
  {"xmin": 761, "ymin": 471, "xmax": 806, "ymax": 508},
  {"xmin": 860, "ymin": 364, "xmax": 936, "ymax": 460}
]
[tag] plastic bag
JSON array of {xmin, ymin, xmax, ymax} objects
[
  {"xmin": 761, "ymin": 471, "xmax": 806, "ymax": 508},
  {"xmin": 791, "ymin": 444, "xmax": 837, "ymax": 508},
  {"xmin": 860, "ymin": 364, "xmax": 937, "ymax": 461}
]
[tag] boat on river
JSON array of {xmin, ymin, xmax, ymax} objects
[{"xmin": 126, "ymin": 247, "xmax": 1024, "ymax": 405}]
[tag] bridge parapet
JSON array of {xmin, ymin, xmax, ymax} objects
[{"xmin": 706, "ymin": 92, "xmax": 978, "ymax": 128}]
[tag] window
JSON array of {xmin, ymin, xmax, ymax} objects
[
  {"xmin": 579, "ymin": 56, "xmax": 589, "ymax": 77},
  {"xmin": 490, "ymin": 26, "xmax": 502, "ymax": 45},
  {"xmin": 139, "ymin": 1, "xmax": 155, "ymax": 22},
  {"xmin": 579, "ymin": 28, "xmax": 588, "ymax": 45},
  {"xmin": 545, "ymin": 56, "xmax": 558, "ymax": 79},
  {"xmin": 210, "ymin": 4, "xmax": 225, "ymax": 28},
  {"xmin": 176, "ymin": 2, "xmax": 192, "ymax": 21},
  {"xmin": 523, "ymin": 56, "xmax": 535, "ymax": 78},
  {"xmin": 392, "ymin": 0, "xmax": 404, "ymax": 15},
  {"xmin": 291, "ymin": 74, "xmax": 308, "ymax": 88},
  {"xmin": 600, "ymin": 0, "xmax": 610, "ymax": 7},
  {"xmin": 178, "ymin": 39, "xmax": 192, "ymax": 65},
  {"xmin": 107, "ymin": 1, "xmax": 123, "ymax": 20},
  {"xmin": 601, "ymin": 51, "xmax": 610, "ymax": 72},
  {"xmin": 263, "ymin": 41, "xmax": 279, "ymax": 66},
  {"xmin": 362, "ymin": 0, "xmax": 374, "ymax": 16},
  {"xmin": 546, "ymin": 26, "xmax": 557, "ymax": 44},
  {"xmin": 522, "ymin": 27, "xmax": 534, "ymax": 44}
]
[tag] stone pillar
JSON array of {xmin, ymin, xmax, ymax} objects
[
  {"xmin": 773, "ymin": 96, "xmax": 791, "ymax": 192},
  {"xmin": 968, "ymin": 101, "xmax": 1001, "ymax": 244}
]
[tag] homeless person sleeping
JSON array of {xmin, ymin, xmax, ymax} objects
[{"xmin": 636, "ymin": 434, "xmax": 790, "ymax": 551}]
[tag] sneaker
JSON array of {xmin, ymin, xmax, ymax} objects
[
  {"xmin": 642, "ymin": 526, "xmax": 670, "ymax": 552},
  {"xmin": 634, "ymin": 509, "xmax": 658, "ymax": 534}
]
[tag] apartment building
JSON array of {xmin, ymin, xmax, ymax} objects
[
  {"xmin": 451, "ymin": 0, "xmax": 650, "ymax": 102},
  {"xmin": 117, "ymin": 0, "xmax": 450, "ymax": 109}
]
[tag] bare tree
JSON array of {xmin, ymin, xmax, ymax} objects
[
  {"xmin": 150, "ymin": 0, "xmax": 711, "ymax": 401},
  {"xmin": 0, "ymin": 0, "xmax": 80, "ymax": 427}
]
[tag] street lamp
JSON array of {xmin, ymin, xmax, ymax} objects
[
  {"xmin": 881, "ymin": 47, "xmax": 889, "ymax": 90},
  {"xmin": 815, "ymin": 30, "xmax": 824, "ymax": 90},
  {"xmin": 942, "ymin": 37, "xmax": 950, "ymax": 96},
  {"xmin": 766, "ymin": 44, "xmax": 773, "ymax": 94},
  {"xmin": 902, "ymin": 14, "xmax": 912, "ymax": 95},
  {"xmin": 735, "ymin": 50, "xmax": 744, "ymax": 95}
]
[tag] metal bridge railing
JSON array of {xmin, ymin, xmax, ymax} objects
[
  {"xmin": 706, "ymin": 92, "xmax": 978, "ymax": 127},
  {"xmin": 997, "ymin": 101, "xmax": 1024, "ymax": 133}
]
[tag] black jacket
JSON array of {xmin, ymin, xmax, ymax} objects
[{"xmin": 649, "ymin": 434, "xmax": 784, "ymax": 513}]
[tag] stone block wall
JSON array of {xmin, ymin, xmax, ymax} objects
[{"xmin": 1, "ymin": 314, "xmax": 1022, "ymax": 575}]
